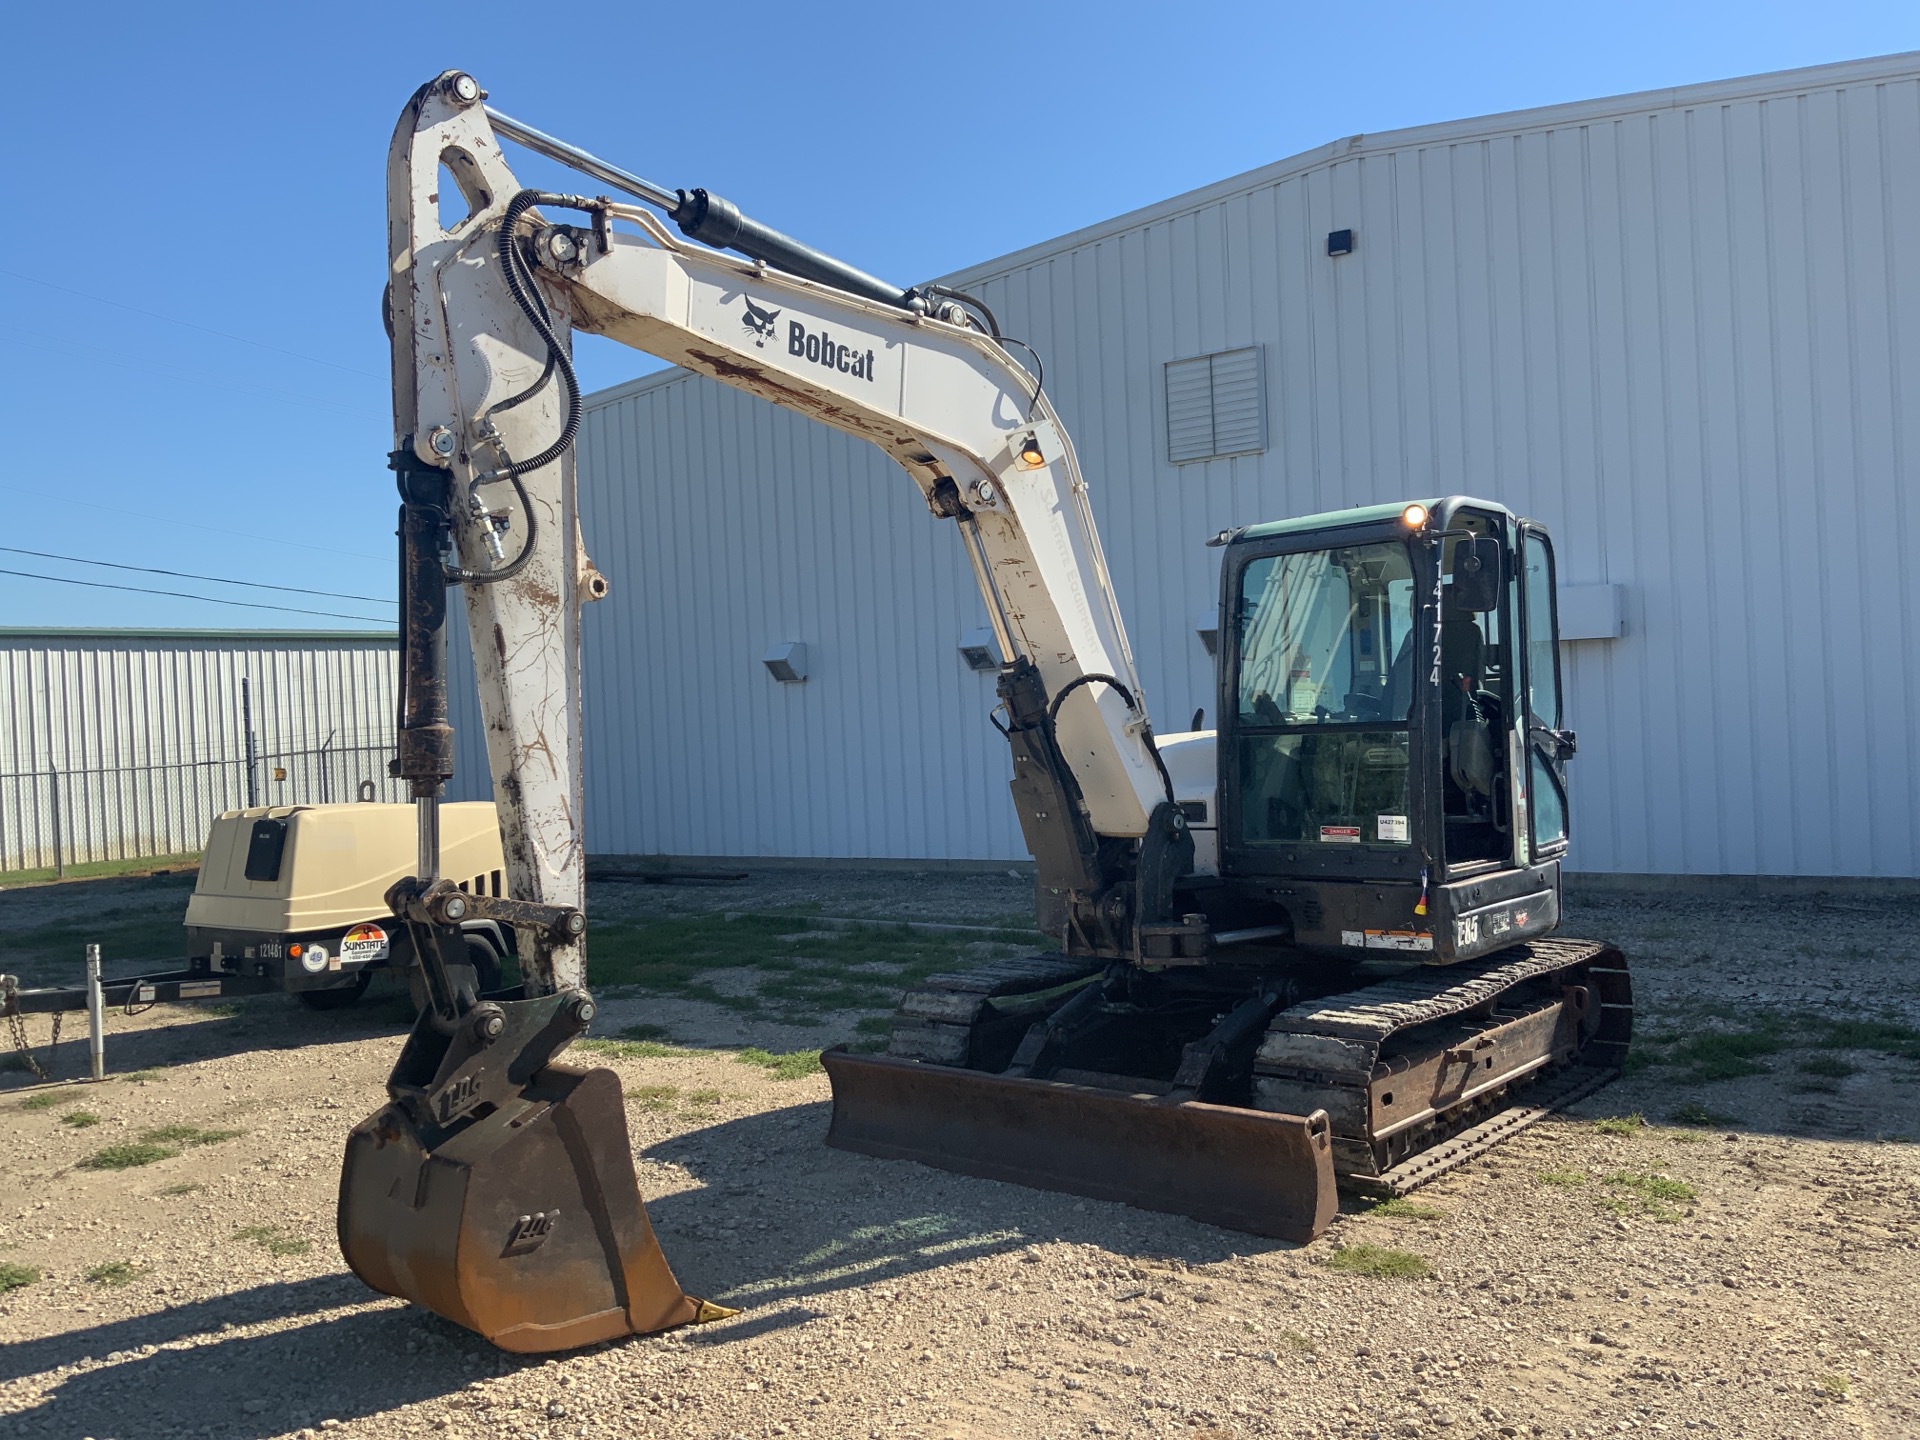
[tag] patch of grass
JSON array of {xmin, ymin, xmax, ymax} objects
[
  {"xmin": 1363, "ymin": 1197, "xmax": 1445, "ymax": 1221},
  {"xmin": 1280, "ymin": 1330, "xmax": 1316, "ymax": 1354},
  {"xmin": 0, "ymin": 852, "xmax": 201, "ymax": 888},
  {"xmin": 1593, "ymin": 1114, "xmax": 1645, "ymax": 1136},
  {"xmin": 853, "ymin": 1015, "xmax": 894, "ymax": 1035},
  {"xmin": 1797, "ymin": 1054, "xmax": 1860, "ymax": 1079},
  {"xmin": 235, "ymin": 1224, "xmax": 310, "ymax": 1257},
  {"xmin": 1537, "ymin": 1168, "xmax": 1587, "ymax": 1188},
  {"xmin": 17, "ymin": 1092, "xmax": 61, "ymax": 1111},
  {"xmin": 118, "ymin": 1070, "xmax": 162, "ymax": 1084},
  {"xmin": 1603, "ymin": 1169, "xmax": 1697, "ymax": 1222},
  {"xmin": 3, "ymin": 903, "xmax": 186, "ymax": 971},
  {"xmin": 577, "ymin": 1036, "xmax": 696, "ymax": 1060},
  {"xmin": 61, "ymin": 1110, "xmax": 102, "ymax": 1128},
  {"xmin": 684, "ymin": 1088, "xmax": 723, "ymax": 1107},
  {"xmin": 80, "ymin": 1141, "xmax": 175, "ymax": 1170},
  {"xmin": 86, "ymin": 1260, "xmax": 138, "ymax": 1287},
  {"xmin": 140, "ymin": 1125, "xmax": 243, "ymax": 1148},
  {"xmin": 626, "ymin": 1084, "xmax": 679, "ymax": 1111},
  {"xmin": 0, "ymin": 1261, "xmax": 40, "ymax": 1293},
  {"xmin": 1816, "ymin": 1373, "xmax": 1851, "ymax": 1399},
  {"xmin": 586, "ymin": 912, "xmax": 1030, "ymax": 1021},
  {"xmin": 1815, "ymin": 1019, "xmax": 1920, "ymax": 1060},
  {"xmin": 736, "ymin": 1047, "xmax": 823, "ymax": 1081},
  {"xmin": 1669, "ymin": 1102, "xmax": 1741, "ymax": 1129},
  {"xmin": 1322, "ymin": 1243, "xmax": 1430, "ymax": 1279},
  {"xmin": 157, "ymin": 1182, "xmax": 202, "ymax": 1196}
]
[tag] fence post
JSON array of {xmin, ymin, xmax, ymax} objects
[
  {"xmin": 242, "ymin": 676, "xmax": 260, "ymax": 808},
  {"xmin": 49, "ymin": 765, "xmax": 65, "ymax": 879},
  {"xmin": 86, "ymin": 943, "xmax": 105, "ymax": 1082}
]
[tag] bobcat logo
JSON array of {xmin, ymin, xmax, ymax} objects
[{"xmin": 741, "ymin": 297, "xmax": 781, "ymax": 347}]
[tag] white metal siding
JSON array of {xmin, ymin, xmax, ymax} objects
[
  {"xmin": 0, "ymin": 633, "xmax": 402, "ymax": 870},
  {"xmin": 457, "ymin": 55, "xmax": 1920, "ymax": 878}
]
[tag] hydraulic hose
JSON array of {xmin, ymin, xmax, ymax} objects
[{"xmin": 1045, "ymin": 672, "xmax": 1179, "ymax": 808}]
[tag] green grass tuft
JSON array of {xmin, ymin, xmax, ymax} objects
[
  {"xmin": 1593, "ymin": 1114, "xmax": 1645, "ymax": 1136},
  {"xmin": 625, "ymin": 1084, "xmax": 679, "ymax": 1111},
  {"xmin": 235, "ymin": 1224, "xmax": 310, "ymax": 1256},
  {"xmin": 1814, "ymin": 1019, "xmax": 1920, "ymax": 1061},
  {"xmin": 576, "ymin": 1037, "xmax": 696, "ymax": 1060},
  {"xmin": 1816, "ymin": 1373, "xmax": 1851, "ymax": 1399},
  {"xmin": 1603, "ymin": 1169, "xmax": 1697, "ymax": 1221},
  {"xmin": 685, "ymin": 1088, "xmax": 723, "ymax": 1106},
  {"xmin": 18, "ymin": 1092, "xmax": 62, "ymax": 1111},
  {"xmin": 0, "ymin": 1261, "xmax": 39, "ymax": 1293},
  {"xmin": 1537, "ymin": 1168, "xmax": 1587, "ymax": 1187},
  {"xmin": 1364, "ymin": 1196, "xmax": 1445, "ymax": 1221},
  {"xmin": 736, "ymin": 1047, "xmax": 824, "ymax": 1080},
  {"xmin": 61, "ymin": 1110, "xmax": 102, "ymax": 1128},
  {"xmin": 140, "ymin": 1125, "xmax": 243, "ymax": 1148},
  {"xmin": 1323, "ymin": 1243, "xmax": 1430, "ymax": 1279},
  {"xmin": 86, "ymin": 1260, "xmax": 137, "ymax": 1286},
  {"xmin": 118, "ymin": 1070, "xmax": 162, "ymax": 1084},
  {"xmin": 157, "ymin": 1182, "xmax": 202, "ymax": 1196},
  {"xmin": 81, "ymin": 1141, "xmax": 176, "ymax": 1170}
]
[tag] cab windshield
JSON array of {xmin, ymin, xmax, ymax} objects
[
  {"xmin": 1237, "ymin": 543, "xmax": 1416, "ymax": 725},
  {"xmin": 1233, "ymin": 541, "xmax": 1419, "ymax": 850}
]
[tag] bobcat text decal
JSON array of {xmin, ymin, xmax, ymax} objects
[{"xmin": 789, "ymin": 321, "xmax": 876, "ymax": 381}]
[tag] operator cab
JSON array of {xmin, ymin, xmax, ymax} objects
[{"xmin": 1212, "ymin": 497, "xmax": 1573, "ymax": 963}]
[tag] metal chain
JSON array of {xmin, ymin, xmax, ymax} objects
[{"xmin": 5, "ymin": 1005, "xmax": 61, "ymax": 1081}]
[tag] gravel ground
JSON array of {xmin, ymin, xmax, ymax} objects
[{"xmin": 2, "ymin": 868, "xmax": 1917, "ymax": 1439}]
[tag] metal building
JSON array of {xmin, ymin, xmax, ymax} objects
[
  {"xmin": 0, "ymin": 629, "xmax": 403, "ymax": 872},
  {"xmin": 450, "ymin": 53, "xmax": 1920, "ymax": 879}
]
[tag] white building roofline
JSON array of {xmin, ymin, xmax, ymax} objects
[{"xmin": 584, "ymin": 49, "xmax": 1920, "ymax": 414}]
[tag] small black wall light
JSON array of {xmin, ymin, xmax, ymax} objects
[{"xmin": 1326, "ymin": 228, "xmax": 1355, "ymax": 257}]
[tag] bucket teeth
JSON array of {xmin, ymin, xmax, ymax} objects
[{"xmin": 339, "ymin": 1063, "xmax": 706, "ymax": 1352}]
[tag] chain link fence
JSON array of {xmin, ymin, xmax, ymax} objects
[{"xmin": 0, "ymin": 739, "xmax": 403, "ymax": 876}]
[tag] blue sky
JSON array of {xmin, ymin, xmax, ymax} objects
[{"xmin": 2, "ymin": 1, "xmax": 1914, "ymax": 631}]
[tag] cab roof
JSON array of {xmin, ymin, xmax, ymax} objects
[
  {"xmin": 1233, "ymin": 495, "xmax": 1516, "ymax": 543},
  {"xmin": 1233, "ymin": 500, "xmax": 1439, "ymax": 543}
]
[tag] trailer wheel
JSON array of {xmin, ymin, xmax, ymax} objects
[{"xmin": 297, "ymin": 970, "xmax": 373, "ymax": 1011}]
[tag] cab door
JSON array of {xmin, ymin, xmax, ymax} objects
[{"xmin": 1515, "ymin": 524, "xmax": 1573, "ymax": 857}]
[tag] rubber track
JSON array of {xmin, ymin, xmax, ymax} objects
[{"xmin": 1263, "ymin": 936, "xmax": 1617, "ymax": 1047}]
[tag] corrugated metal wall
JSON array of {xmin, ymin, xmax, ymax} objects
[
  {"xmin": 453, "ymin": 54, "xmax": 1920, "ymax": 878},
  {"xmin": 0, "ymin": 631, "xmax": 402, "ymax": 871}
]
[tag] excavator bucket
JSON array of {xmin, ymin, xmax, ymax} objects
[
  {"xmin": 340, "ymin": 1063, "xmax": 725, "ymax": 1352},
  {"xmin": 822, "ymin": 1049, "xmax": 1338, "ymax": 1241}
]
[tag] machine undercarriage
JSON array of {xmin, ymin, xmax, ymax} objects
[{"xmin": 825, "ymin": 935, "xmax": 1631, "ymax": 1237}]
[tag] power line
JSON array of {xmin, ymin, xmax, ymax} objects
[
  {"xmin": 0, "ymin": 567, "xmax": 395, "ymax": 625},
  {"xmin": 0, "ymin": 267, "xmax": 384, "ymax": 380},
  {"xmin": 0, "ymin": 545, "xmax": 397, "ymax": 607},
  {"xmin": 0, "ymin": 484, "xmax": 387, "ymax": 563}
]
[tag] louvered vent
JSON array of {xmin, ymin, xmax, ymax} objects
[{"xmin": 1164, "ymin": 347, "xmax": 1266, "ymax": 464}]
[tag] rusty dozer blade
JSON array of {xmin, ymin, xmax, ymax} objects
[
  {"xmin": 339, "ymin": 989, "xmax": 728, "ymax": 1352},
  {"xmin": 822, "ymin": 1048, "xmax": 1338, "ymax": 1241}
]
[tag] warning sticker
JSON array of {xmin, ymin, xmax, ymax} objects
[
  {"xmin": 1319, "ymin": 825, "xmax": 1362, "ymax": 844},
  {"xmin": 1340, "ymin": 929, "xmax": 1435, "ymax": 952},
  {"xmin": 339, "ymin": 923, "xmax": 390, "ymax": 967},
  {"xmin": 1376, "ymin": 814, "xmax": 1409, "ymax": 843}
]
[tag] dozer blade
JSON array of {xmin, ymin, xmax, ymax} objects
[
  {"xmin": 340, "ymin": 1062, "xmax": 720, "ymax": 1352},
  {"xmin": 822, "ymin": 1048, "xmax": 1338, "ymax": 1241}
]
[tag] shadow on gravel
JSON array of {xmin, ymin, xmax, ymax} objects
[
  {"xmin": 3, "ymin": 1276, "xmax": 544, "ymax": 1438},
  {"xmin": 642, "ymin": 1100, "xmax": 1303, "ymax": 1316},
  {"xmin": 0, "ymin": 997, "xmax": 416, "ymax": 1097}
]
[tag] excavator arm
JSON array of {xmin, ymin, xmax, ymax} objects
[
  {"xmin": 339, "ymin": 73, "xmax": 1329, "ymax": 1354},
  {"xmin": 388, "ymin": 73, "xmax": 1196, "ymax": 974}
]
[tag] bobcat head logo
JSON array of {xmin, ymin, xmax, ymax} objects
[{"xmin": 741, "ymin": 297, "xmax": 781, "ymax": 346}]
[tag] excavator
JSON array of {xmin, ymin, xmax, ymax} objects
[{"xmin": 341, "ymin": 70, "xmax": 1631, "ymax": 1353}]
